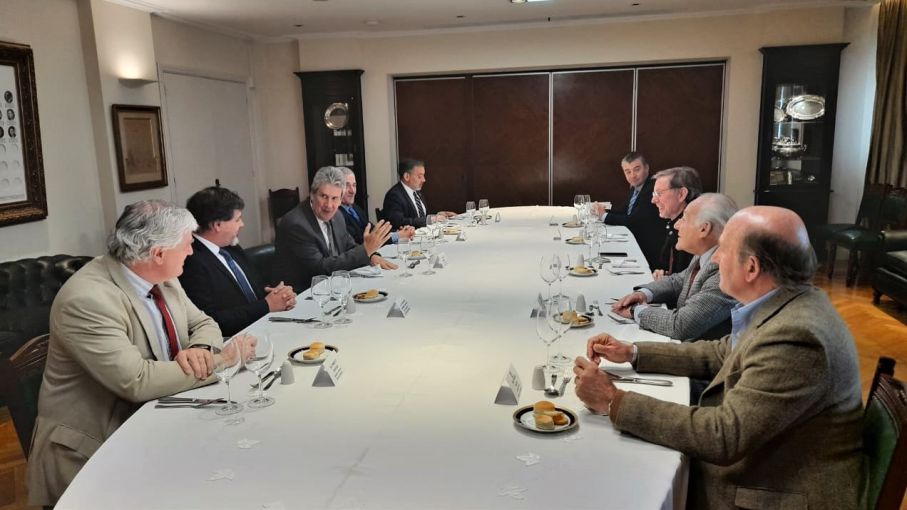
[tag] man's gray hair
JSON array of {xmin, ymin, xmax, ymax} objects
[
  {"xmin": 690, "ymin": 193, "xmax": 738, "ymax": 238},
  {"xmin": 337, "ymin": 166, "xmax": 354, "ymax": 178},
  {"xmin": 652, "ymin": 166, "xmax": 703, "ymax": 203},
  {"xmin": 311, "ymin": 166, "xmax": 346, "ymax": 194},
  {"xmin": 107, "ymin": 200, "xmax": 198, "ymax": 264}
]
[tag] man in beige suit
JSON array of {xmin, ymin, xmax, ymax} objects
[
  {"xmin": 574, "ymin": 206, "xmax": 862, "ymax": 509},
  {"xmin": 27, "ymin": 200, "xmax": 223, "ymax": 506}
]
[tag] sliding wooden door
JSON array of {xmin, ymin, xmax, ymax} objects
[{"xmin": 552, "ymin": 70, "xmax": 634, "ymax": 206}]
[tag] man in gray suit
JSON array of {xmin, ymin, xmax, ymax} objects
[
  {"xmin": 274, "ymin": 166, "xmax": 396, "ymax": 292},
  {"xmin": 574, "ymin": 206, "xmax": 862, "ymax": 509},
  {"xmin": 27, "ymin": 200, "xmax": 224, "ymax": 506},
  {"xmin": 611, "ymin": 193, "xmax": 738, "ymax": 340}
]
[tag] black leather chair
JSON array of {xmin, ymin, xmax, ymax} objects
[
  {"xmin": 821, "ymin": 183, "xmax": 890, "ymax": 276},
  {"xmin": 0, "ymin": 333, "xmax": 49, "ymax": 456},
  {"xmin": 375, "ymin": 207, "xmax": 383, "ymax": 222},
  {"xmin": 872, "ymin": 230, "xmax": 907, "ymax": 308},
  {"xmin": 244, "ymin": 244, "xmax": 276, "ymax": 287},
  {"xmin": 268, "ymin": 187, "xmax": 300, "ymax": 229},
  {"xmin": 861, "ymin": 357, "xmax": 907, "ymax": 509}
]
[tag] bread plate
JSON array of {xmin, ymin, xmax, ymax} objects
[
  {"xmin": 569, "ymin": 266, "xmax": 598, "ymax": 277},
  {"xmin": 288, "ymin": 344, "xmax": 338, "ymax": 365},
  {"xmin": 442, "ymin": 227, "xmax": 461, "ymax": 235},
  {"xmin": 565, "ymin": 236, "xmax": 586, "ymax": 245},
  {"xmin": 562, "ymin": 221, "xmax": 582, "ymax": 228},
  {"xmin": 406, "ymin": 251, "xmax": 426, "ymax": 260},
  {"xmin": 353, "ymin": 290, "xmax": 388, "ymax": 303},
  {"xmin": 512, "ymin": 405, "xmax": 579, "ymax": 434},
  {"xmin": 554, "ymin": 312, "xmax": 595, "ymax": 328}
]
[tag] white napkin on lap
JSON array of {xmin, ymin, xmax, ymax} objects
[{"xmin": 351, "ymin": 265, "xmax": 383, "ymax": 277}]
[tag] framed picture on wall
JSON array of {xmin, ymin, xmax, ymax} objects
[
  {"xmin": 112, "ymin": 104, "xmax": 168, "ymax": 192},
  {"xmin": 0, "ymin": 40, "xmax": 48, "ymax": 227}
]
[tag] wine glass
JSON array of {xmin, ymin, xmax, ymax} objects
[
  {"xmin": 330, "ymin": 271, "xmax": 353, "ymax": 325},
  {"xmin": 583, "ymin": 223, "xmax": 597, "ymax": 260},
  {"xmin": 539, "ymin": 255, "xmax": 559, "ymax": 303},
  {"xmin": 244, "ymin": 332, "xmax": 275, "ymax": 409},
  {"xmin": 478, "ymin": 199, "xmax": 489, "ymax": 225},
  {"xmin": 421, "ymin": 235, "xmax": 436, "ymax": 275},
  {"xmin": 573, "ymin": 194, "xmax": 585, "ymax": 222},
  {"xmin": 311, "ymin": 275, "xmax": 333, "ymax": 328},
  {"xmin": 465, "ymin": 201, "xmax": 477, "ymax": 227},
  {"xmin": 398, "ymin": 238, "xmax": 412, "ymax": 278},
  {"xmin": 536, "ymin": 302, "xmax": 568, "ymax": 392},
  {"xmin": 213, "ymin": 338, "xmax": 244, "ymax": 416},
  {"xmin": 555, "ymin": 253, "xmax": 570, "ymax": 300}
]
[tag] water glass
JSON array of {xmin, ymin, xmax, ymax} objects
[
  {"xmin": 213, "ymin": 339, "xmax": 244, "ymax": 416},
  {"xmin": 398, "ymin": 238, "xmax": 412, "ymax": 278},
  {"xmin": 478, "ymin": 199, "xmax": 490, "ymax": 225},
  {"xmin": 539, "ymin": 255, "xmax": 559, "ymax": 303},
  {"xmin": 421, "ymin": 236, "xmax": 436, "ymax": 275},
  {"xmin": 311, "ymin": 275, "xmax": 333, "ymax": 328},
  {"xmin": 330, "ymin": 271, "xmax": 353, "ymax": 325}
]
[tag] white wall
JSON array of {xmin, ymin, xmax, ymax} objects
[
  {"xmin": 297, "ymin": 7, "xmax": 857, "ymax": 217},
  {"xmin": 829, "ymin": 5, "xmax": 879, "ymax": 224},
  {"xmin": 0, "ymin": 0, "xmax": 107, "ymax": 259}
]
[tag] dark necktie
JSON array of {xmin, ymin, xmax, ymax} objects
[
  {"xmin": 627, "ymin": 187, "xmax": 640, "ymax": 215},
  {"xmin": 220, "ymin": 248, "xmax": 257, "ymax": 303},
  {"xmin": 148, "ymin": 285, "xmax": 180, "ymax": 360},
  {"xmin": 414, "ymin": 191, "xmax": 426, "ymax": 218},
  {"xmin": 684, "ymin": 260, "xmax": 701, "ymax": 301},
  {"xmin": 326, "ymin": 221, "xmax": 338, "ymax": 256}
]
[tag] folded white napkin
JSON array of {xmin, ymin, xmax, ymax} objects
[{"xmin": 351, "ymin": 265, "xmax": 383, "ymax": 277}]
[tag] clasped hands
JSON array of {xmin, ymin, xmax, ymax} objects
[
  {"xmin": 175, "ymin": 333, "xmax": 258, "ymax": 380},
  {"xmin": 265, "ymin": 281, "xmax": 296, "ymax": 312},
  {"xmin": 573, "ymin": 333, "xmax": 635, "ymax": 414},
  {"xmin": 611, "ymin": 291, "xmax": 647, "ymax": 319}
]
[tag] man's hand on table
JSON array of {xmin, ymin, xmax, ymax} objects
[
  {"xmin": 612, "ymin": 291, "xmax": 646, "ymax": 318},
  {"xmin": 573, "ymin": 357, "xmax": 619, "ymax": 415},
  {"xmin": 175, "ymin": 348, "xmax": 215, "ymax": 379},
  {"xmin": 265, "ymin": 281, "xmax": 296, "ymax": 312}
]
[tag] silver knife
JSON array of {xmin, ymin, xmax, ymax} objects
[{"xmin": 604, "ymin": 371, "xmax": 673, "ymax": 387}]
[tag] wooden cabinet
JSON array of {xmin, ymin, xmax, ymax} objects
[
  {"xmin": 754, "ymin": 44, "xmax": 847, "ymax": 229},
  {"xmin": 295, "ymin": 69, "xmax": 368, "ymax": 210}
]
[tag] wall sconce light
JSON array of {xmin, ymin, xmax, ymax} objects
[{"xmin": 118, "ymin": 77, "xmax": 159, "ymax": 87}]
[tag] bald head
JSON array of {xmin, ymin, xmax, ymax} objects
[{"xmin": 732, "ymin": 206, "xmax": 816, "ymax": 288}]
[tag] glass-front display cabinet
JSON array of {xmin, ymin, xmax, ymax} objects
[{"xmin": 754, "ymin": 44, "xmax": 847, "ymax": 230}]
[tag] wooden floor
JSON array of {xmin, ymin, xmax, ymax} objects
[{"xmin": 0, "ymin": 273, "xmax": 905, "ymax": 509}]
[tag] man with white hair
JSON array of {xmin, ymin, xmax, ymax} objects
[
  {"xmin": 274, "ymin": 166, "xmax": 397, "ymax": 291},
  {"xmin": 611, "ymin": 193, "xmax": 738, "ymax": 340},
  {"xmin": 28, "ymin": 200, "xmax": 224, "ymax": 506}
]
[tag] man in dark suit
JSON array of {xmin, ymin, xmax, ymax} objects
[
  {"xmin": 382, "ymin": 158, "xmax": 456, "ymax": 229},
  {"xmin": 574, "ymin": 206, "xmax": 862, "ymax": 509},
  {"xmin": 611, "ymin": 193, "xmax": 738, "ymax": 340},
  {"xmin": 591, "ymin": 152, "xmax": 665, "ymax": 270},
  {"xmin": 338, "ymin": 167, "xmax": 414, "ymax": 244},
  {"xmin": 180, "ymin": 187, "xmax": 296, "ymax": 336},
  {"xmin": 650, "ymin": 166, "xmax": 702, "ymax": 278},
  {"xmin": 274, "ymin": 166, "xmax": 396, "ymax": 292}
]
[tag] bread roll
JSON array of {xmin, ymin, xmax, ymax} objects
[
  {"xmin": 535, "ymin": 414, "xmax": 555, "ymax": 430},
  {"xmin": 362, "ymin": 289, "xmax": 379, "ymax": 299},
  {"xmin": 309, "ymin": 342, "xmax": 325, "ymax": 351},
  {"xmin": 533, "ymin": 400, "xmax": 556, "ymax": 414},
  {"xmin": 552, "ymin": 412, "xmax": 569, "ymax": 426},
  {"xmin": 302, "ymin": 349, "xmax": 321, "ymax": 361}
]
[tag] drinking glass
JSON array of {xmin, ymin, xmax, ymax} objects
[
  {"xmin": 244, "ymin": 332, "xmax": 275, "ymax": 409},
  {"xmin": 421, "ymin": 236, "xmax": 436, "ymax": 275},
  {"xmin": 583, "ymin": 224, "xmax": 597, "ymax": 260},
  {"xmin": 213, "ymin": 338, "xmax": 244, "ymax": 416},
  {"xmin": 465, "ymin": 201, "xmax": 477, "ymax": 227},
  {"xmin": 398, "ymin": 238, "xmax": 412, "ymax": 278},
  {"xmin": 555, "ymin": 253, "xmax": 570, "ymax": 300},
  {"xmin": 330, "ymin": 271, "xmax": 353, "ymax": 325},
  {"xmin": 573, "ymin": 194, "xmax": 585, "ymax": 220},
  {"xmin": 478, "ymin": 199, "xmax": 489, "ymax": 225},
  {"xmin": 311, "ymin": 275, "xmax": 333, "ymax": 328},
  {"xmin": 539, "ymin": 255, "xmax": 559, "ymax": 303}
]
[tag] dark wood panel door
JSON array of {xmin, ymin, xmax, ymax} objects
[
  {"xmin": 395, "ymin": 78, "xmax": 470, "ymax": 214},
  {"xmin": 636, "ymin": 65, "xmax": 724, "ymax": 192},
  {"xmin": 472, "ymin": 74, "xmax": 549, "ymax": 207},
  {"xmin": 552, "ymin": 70, "xmax": 634, "ymax": 206}
]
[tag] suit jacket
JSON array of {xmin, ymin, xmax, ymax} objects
[
  {"xmin": 604, "ymin": 180, "xmax": 665, "ymax": 270},
  {"xmin": 611, "ymin": 286, "xmax": 863, "ymax": 509},
  {"xmin": 339, "ymin": 203, "xmax": 370, "ymax": 244},
  {"xmin": 273, "ymin": 201, "xmax": 370, "ymax": 292},
  {"xmin": 27, "ymin": 256, "xmax": 222, "ymax": 506},
  {"xmin": 179, "ymin": 239, "xmax": 269, "ymax": 337},
  {"xmin": 382, "ymin": 182, "xmax": 427, "ymax": 229},
  {"xmin": 635, "ymin": 252, "xmax": 736, "ymax": 340},
  {"xmin": 655, "ymin": 214, "xmax": 693, "ymax": 274}
]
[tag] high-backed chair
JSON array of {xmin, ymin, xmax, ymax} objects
[
  {"xmin": 0, "ymin": 333, "xmax": 50, "ymax": 456},
  {"xmin": 861, "ymin": 356, "xmax": 907, "ymax": 510},
  {"xmin": 821, "ymin": 183, "xmax": 890, "ymax": 274},
  {"xmin": 268, "ymin": 187, "xmax": 300, "ymax": 229},
  {"xmin": 244, "ymin": 244, "xmax": 276, "ymax": 287}
]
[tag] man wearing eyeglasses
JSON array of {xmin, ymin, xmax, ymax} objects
[
  {"xmin": 590, "ymin": 152, "xmax": 664, "ymax": 270},
  {"xmin": 650, "ymin": 166, "xmax": 702, "ymax": 279}
]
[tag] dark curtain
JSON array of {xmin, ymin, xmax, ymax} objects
[{"xmin": 866, "ymin": 0, "xmax": 907, "ymax": 187}]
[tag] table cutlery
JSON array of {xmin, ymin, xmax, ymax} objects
[
  {"xmin": 408, "ymin": 260, "xmax": 420, "ymax": 269},
  {"xmin": 558, "ymin": 376, "xmax": 572, "ymax": 396},
  {"xmin": 157, "ymin": 397, "xmax": 226, "ymax": 404},
  {"xmin": 325, "ymin": 305, "xmax": 343, "ymax": 317},
  {"xmin": 269, "ymin": 316, "xmax": 320, "ymax": 324},
  {"xmin": 263, "ymin": 372, "xmax": 281, "ymax": 390},
  {"xmin": 606, "ymin": 312, "xmax": 635, "ymax": 325},
  {"xmin": 604, "ymin": 371, "xmax": 673, "ymax": 387},
  {"xmin": 605, "ymin": 268, "xmax": 646, "ymax": 276},
  {"xmin": 591, "ymin": 300, "xmax": 603, "ymax": 316},
  {"xmin": 250, "ymin": 370, "xmax": 279, "ymax": 388},
  {"xmin": 155, "ymin": 398, "xmax": 225, "ymax": 409}
]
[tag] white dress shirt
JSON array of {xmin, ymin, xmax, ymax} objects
[{"xmin": 121, "ymin": 264, "xmax": 176, "ymax": 359}]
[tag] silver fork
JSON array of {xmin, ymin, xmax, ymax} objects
[{"xmin": 591, "ymin": 299, "xmax": 603, "ymax": 316}]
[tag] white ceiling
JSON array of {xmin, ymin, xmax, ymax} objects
[{"xmin": 107, "ymin": 0, "xmax": 874, "ymax": 40}]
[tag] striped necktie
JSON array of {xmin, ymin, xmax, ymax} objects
[{"xmin": 414, "ymin": 191, "xmax": 426, "ymax": 218}]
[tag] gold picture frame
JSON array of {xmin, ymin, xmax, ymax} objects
[
  {"xmin": 112, "ymin": 104, "xmax": 167, "ymax": 192},
  {"xmin": 0, "ymin": 41, "xmax": 47, "ymax": 227}
]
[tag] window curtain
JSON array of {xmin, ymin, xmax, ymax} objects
[{"xmin": 866, "ymin": 0, "xmax": 907, "ymax": 188}]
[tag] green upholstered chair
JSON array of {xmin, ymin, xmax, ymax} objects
[
  {"xmin": 821, "ymin": 183, "xmax": 890, "ymax": 277},
  {"xmin": 861, "ymin": 357, "xmax": 907, "ymax": 510},
  {"xmin": 243, "ymin": 243, "xmax": 276, "ymax": 287},
  {"xmin": 0, "ymin": 333, "xmax": 49, "ymax": 456}
]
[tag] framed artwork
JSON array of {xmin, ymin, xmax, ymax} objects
[
  {"xmin": 0, "ymin": 41, "xmax": 47, "ymax": 226},
  {"xmin": 111, "ymin": 104, "xmax": 168, "ymax": 192}
]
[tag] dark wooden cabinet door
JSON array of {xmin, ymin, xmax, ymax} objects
[
  {"xmin": 472, "ymin": 74, "xmax": 549, "ymax": 207},
  {"xmin": 636, "ymin": 65, "xmax": 724, "ymax": 192},
  {"xmin": 395, "ymin": 78, "xmax": 471, "ymax": 213},
  {"xmin": 552, "ymin": 70, "xmax": 634, "ymax": 206}
]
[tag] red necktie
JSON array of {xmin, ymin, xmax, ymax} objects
[{"xmin": 149, "ymin": 285, "xmax": 180, "ymax": 360}]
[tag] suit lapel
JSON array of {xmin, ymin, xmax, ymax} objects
[
  {"xmin": 193, "ymin": 239, "xmax": 238, "ymax": 289},
  {"xmin": 301, "ymin": 203, "xmax": 330, "ymax": 255},
  {"xmin": 104, "ymin": 257, "xmax": 166, "ymax": 361}
]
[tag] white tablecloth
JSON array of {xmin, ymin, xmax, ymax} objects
[{"xmin": 57, "ymin": 206, "xmax": 689, "ymax": 510}]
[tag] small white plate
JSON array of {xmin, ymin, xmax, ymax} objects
[
  {"xmin": 569, "ymin": 267, "xmax": 598, "ymax": 277},
  {"xmin": 353, "ymin": 290, "xmax": 388, "ymax": 303},
  {"xmin": 513, "ymin": 405, "xmax": 579, "ymax": 434},
  {"xmin": 288, "ymin": 344, "xmax": 339, "ymax": 365},
  {"xmin": 565, "ymin": 237, "xmax": 586, "ymax": 245}
]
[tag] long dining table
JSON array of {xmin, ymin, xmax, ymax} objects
[{"xmin": 56, "ymin": 206, "xmax": 689, "ymax": 510}]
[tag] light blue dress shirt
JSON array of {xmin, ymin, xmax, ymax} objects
[{"xmin": 729, "ymin": 288, "xmax": 780, "ymax": 350}]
